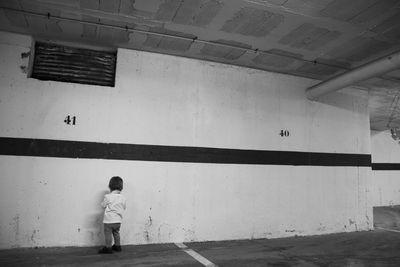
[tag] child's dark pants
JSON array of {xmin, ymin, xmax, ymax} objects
[{"xmin": 104, "ymin": 223, "xmax": 121, "ymax": 247}]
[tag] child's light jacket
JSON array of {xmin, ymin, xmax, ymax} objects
[{"xmin": 101, "ymin": 190, "xmax": 126, "ymax": 223}]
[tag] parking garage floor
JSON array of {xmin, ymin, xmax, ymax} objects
[{"xmin": 1, "ymin": 206, "xmax": 400, "ymax": 267}]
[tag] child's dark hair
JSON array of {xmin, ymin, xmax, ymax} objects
[{"xmin": 109, "ymin": 176, "xmax": 123, "ymax": 191}]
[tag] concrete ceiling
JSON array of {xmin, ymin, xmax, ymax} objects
[{"xmin": 0, "ymin": 0, "xmax": 400, "ymax": 131}]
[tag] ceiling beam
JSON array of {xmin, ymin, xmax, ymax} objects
[{"xmin": 306, "ymin": 51, "xmax": 400, "ymax": 100}]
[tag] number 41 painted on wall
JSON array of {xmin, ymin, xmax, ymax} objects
[{"xmin": 64, "ymin": 115, "xmax": 76, "ymax": 125}]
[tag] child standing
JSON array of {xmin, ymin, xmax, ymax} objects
[{"xmin": 99, "ymin": 176, "xmax": 127, "ymax": 254}]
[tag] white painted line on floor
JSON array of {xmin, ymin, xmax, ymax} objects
[
  {"xmin": 376, "ymin": 227, "xmax": 400, "ymax": 233},
  {"xmin": 175, "ymin": 243, "xmax": 218, "ymax": 267},
  {"xmin": 175, "ymin": 242, "xmax": 188, "ymax": 249}
]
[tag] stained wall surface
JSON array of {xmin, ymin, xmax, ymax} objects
[
  {"xmin": 0, "ymin": 31, "xmax": 372, "ymax": 249},
  {"xmin": 371, "ymin": 130, "xmax": 400, "ymax": 206}
]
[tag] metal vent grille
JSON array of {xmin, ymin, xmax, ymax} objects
[{"xmin": 31, "ymin": 42, "xmax": 116, "ymax": 87}]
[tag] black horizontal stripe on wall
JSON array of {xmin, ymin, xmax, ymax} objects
[
  {"xmin": 371, "ymin": 163, "xmax": 400, "ymax": 170},
  {"xmin": 0, "ymin": 137, "xmax": 371, "ymax": 167}
]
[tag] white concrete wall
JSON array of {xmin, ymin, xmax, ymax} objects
[
  {"xmin": 0, "ymin": 31, "xmax": 372, "ymax": 249},
  {"xmin": 371, "ymin": 130, "xmax": 400, "ymax": 206}
]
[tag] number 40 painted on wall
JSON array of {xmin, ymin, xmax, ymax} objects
[
  {"xmin": 280, "ymin": 130, "xmax": 289, "ymax": 137},
  {"xmin": 64, "ymin": 115, "xmax": 76, "ymax": 125}
]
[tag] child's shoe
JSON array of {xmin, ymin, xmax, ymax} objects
[
  {"xmin": 112, "ymin": 245, "xmax": 122, "ymax": 252},
  {"xmin": 98, "ymin": 247, "xmax": 113, "ymax": 254}
]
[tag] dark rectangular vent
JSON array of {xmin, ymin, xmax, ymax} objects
[{"xmin": 31, "ymin": 42, "xmax": 116, "ymax": 87}]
